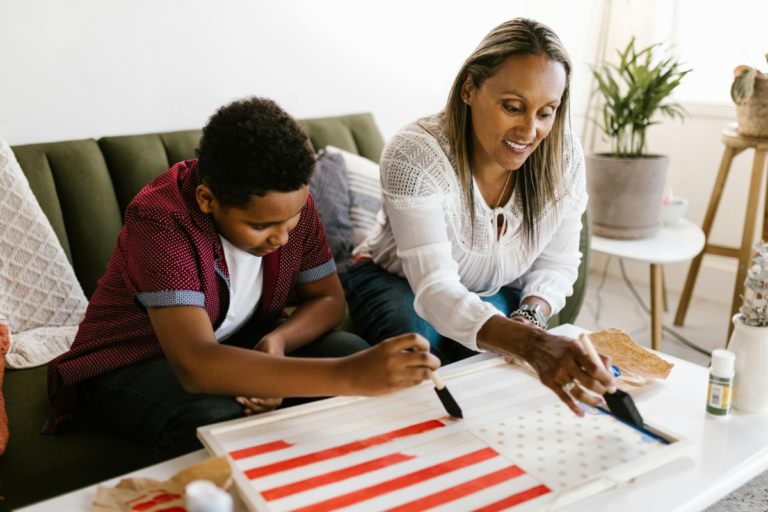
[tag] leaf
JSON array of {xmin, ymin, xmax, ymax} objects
[
  {"xmin": 732, "ymin": 68, "xmax": 756, "ymax": 105},
  {"xmin": 734, "ymin": 65, "xmax": 753, "ymax": 77}
]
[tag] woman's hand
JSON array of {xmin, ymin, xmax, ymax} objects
[
  {"xmin": 338, "ymin": 333, "xmax": 441, "ymax": 396},
  {"xmin": 236, "ymin": 335, "xmax": 286, "ymax": 416},
  {"xmin": 521, "ymin": 332, "xmax": 615, "ymax": 417},
  {"xmin": 478, "ymin": 316, "xmax": 615, "ymax": 417}
]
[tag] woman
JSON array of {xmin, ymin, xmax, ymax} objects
[{"xmin": 346, "ymin": 18, "xmax": 614, "ymax": 417}]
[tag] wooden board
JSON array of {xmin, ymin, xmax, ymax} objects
[{"xmin": 198, "ymin": 357, "xmax": 694, "ymax": 512}]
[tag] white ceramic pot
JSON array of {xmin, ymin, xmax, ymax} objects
[{"xmin": 729, "ymin": 314, "xmax": 768, "ymax": 413}]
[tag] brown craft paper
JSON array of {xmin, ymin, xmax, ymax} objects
[
  {"xmin": 92, "ymin": 456, "xmax": 232, "ymax": 512},
  {"xmin": 588, "ymin": 327, "xmax": 674, "ymax": 391}
]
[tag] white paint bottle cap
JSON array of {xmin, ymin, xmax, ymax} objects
[
  {"xmin": 185, "ymin": 480, "xmax": 233, "ymax": 512},
  {"xmin": 710, "ymin": 349, "xmax": 735, "ymax": 378}
]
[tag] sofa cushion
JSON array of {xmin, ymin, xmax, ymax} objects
[
  {"xmin": 301, "ymin": 113, "xmax": 385, "ymax": 164},
  {"xmin": 11, "ymin": 140, "xmax": 124, "ymax": 300},
  {"xmin": 0, "ymin": 365, "xmax": 156, "ymax": 510},
  {"xmin": 310, "ymin": 152, "xmax": 354, "ymax": 274}
]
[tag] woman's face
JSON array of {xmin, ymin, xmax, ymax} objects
[{"xmin": 463, "ymin": 54, "xmax": 566, "ymax": 172}]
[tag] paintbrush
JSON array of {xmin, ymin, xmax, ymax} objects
[
  {"xmin": 430, "ymin": 371, "xmax": 463, "ymax": 419},
  {"xmin": 579, "ymin": 333, "xmax": 644, "ymax": 429}
]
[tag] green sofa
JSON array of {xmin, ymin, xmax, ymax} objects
[{"xmin": 1, "ymin": 113, "xmax": 591, "ymax": 510}]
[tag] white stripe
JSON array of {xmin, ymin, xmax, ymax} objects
[
  {"xmin": 336, "ymin": 457, "xmax": 514, "ymax": 512},
  {"xmin": 426, "ymin": 474, "xmax": 550, "ymax": 512},
  {"xmin": 268, "ymin": 439, "xmax": 488, "ymax": 512},
  {"xmin": 223, "ymin": 366, "xmax": 520, "ymax": 454},
  {"xmin": 235, "ymin": 375, "xmax": 542, "ymax": 471},
  {"xmin": 250, "ymin": 432, "xmax": 479, "ymax": 492}
]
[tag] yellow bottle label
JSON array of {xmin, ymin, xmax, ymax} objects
[{"xmin": 707, "ymin": 376, "xmax": 732, "ymax": 415}]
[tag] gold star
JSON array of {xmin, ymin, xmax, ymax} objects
[
  {"xmin": 554, "ymin": 404, "xmax": 561, "ymax": 408},
  {"xmin": 558, "ymin": 449, "xmax": 566, "ymax": 454},
  {"xmin": 538, "ymin": 468, "xmax": 545, "ymax": 472},
  {"xmin": 517, "ymin": 444, "xmax": 524, "ymax": 448},
  {"xmin": 594, "ymin": 426, "xmax": 601, "ymax": 430},
  {"xmin": 479, "ymin": 429, "xmax": 486, "ymax": 433},
  {"xmin": 578, "ymin": 452, "xmax": 585, "ymax": 457},
  {"xmin": 619, "ymin": 448, "xmax": 626, "ymax": 452},
  {"xmin": 575, "ymin": 433, "xmax": 582, "ymax": 437},
  {"xmin": 518, "ymin": 434, "xmax": 524, "ymax": 438},
  {"xmin": 558, "ymin": 460, "xmax": 565, "ymax": 464},
  {"xmin": 597, "ymin": 445, "xmax": 604, "ymax": 449},
  {"xmin": 620, "ymin": 458, "xmax": 627, "ymax": 463},
  {"xmin": 558, "ymin": 471, "xmax": 566, "ymax": 476},
  {"xmin": 518, "ymin": 454, "xmax": 525, "ymax": 458},
  {"xmin": 537, "ymin": 427, "xmax": 543, "ymax": 431},
  {"xmin": 581, "ymin": 474, "xmax": 588, "ymax": 479},
  {"xmin": 600, "ymin": 455, "xmax": 607, "ymax": 460},
  {"xmin": 556, "ymin": 430, "xmax": 563, "ymax": 434},
  {"xmin": 577, "ymin": 442, "xmax": 584, "ymax": 446},
  {"xmin": 538, "ymin": 457, "xmax": 544, "ymax": 461},
  {"xmin": 498, "ymin": 441, "xmax": 505, "ymax": 445},
  {"xmin": 557, "ymin": 421, "xmax": 563, "ymax": 425},
  {"xmin": 537, "ymin": 419, "xmax": 544, "ymax": 423},
  {"xmin": 580, "ymin": 463, "xmax": 588, "ymax": 468},
  {"xmin": 500, "ymin": 422, "xmax": 506, "ymax": 426},
  {"xmin": 601, "ymin": 466, "xmax": 608, "ymax": 470},
  {"xmin": 499, "ymin": 432, "xmax": 505, "ymax": 436},
  {"xmin": 537, "ymin": 446, "xmax": 544, "ymax": 451},
  {"xmin": 597, "ymin": 435, "xmax": 603, "ymax": 440},
  {"xmin": 560, "ymin": 483, "xmax": 567, "ymax": 488},
  {"xmin": 575, "ymin": 423, "xmax": 582, "ymax": 428},
  {"xmin": 556, "ymin": 413, "xmax": 563, "ymax": 417},
  {"xmin": 537, "ymin": 410, "xmax": 543, "ymax": 414},
  {"xmin": 639, "ymin": 450, "xmax": 646, "ymax": 455},
  {"xmin": 557, "ymin": 439, "xmax": 564, "ymax": 443}
]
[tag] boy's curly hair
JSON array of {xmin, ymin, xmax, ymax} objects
[{"xmin": 197, "ymin": 97, "xmax": 316, "ymax": 209}]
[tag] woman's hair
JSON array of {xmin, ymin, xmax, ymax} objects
[{"xmin": 437, "ymin": 18, "xmax": 572, "ymax": 247}]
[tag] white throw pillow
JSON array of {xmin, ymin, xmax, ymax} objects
[
  {"xmin": 0, "ymin": 137, "xmax": 88, "ymax": 369},
  {"xmin": 324, "ymin": 145, "xmax": 382, "ymax": 247}
]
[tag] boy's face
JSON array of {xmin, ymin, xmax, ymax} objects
[{"xmin": 196, "ymin": 184, "xmax": 309, "ymax": 257}]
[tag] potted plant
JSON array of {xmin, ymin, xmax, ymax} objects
[
  {"xmin": 729, "ymin": 242, "xmax": 768, "ymax": 413},
  {"xmin": 731, "ymin": 53, "xmax": 768, "ymax": 138},
  {"xmin": 587, "ymin": 38, "xmax": 690, "ymax": 239}
]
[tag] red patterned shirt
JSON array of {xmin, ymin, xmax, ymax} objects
[{"xmin": 44, "ymin": 160, "xmax": 335, "ymax": 434}]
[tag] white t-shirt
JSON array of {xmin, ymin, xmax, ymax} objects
[{"xmin": 214, "ymin": 235, "xmax": 264, "ymax": 341}]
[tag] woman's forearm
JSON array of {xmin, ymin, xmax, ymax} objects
[{"xmin": 476, "ymin": 314, "xmax": 547, "ymax": 360}]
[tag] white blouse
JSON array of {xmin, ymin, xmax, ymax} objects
[{"xmin": 354, "ymin": 115, "xmax": 588, "ymax": 351}]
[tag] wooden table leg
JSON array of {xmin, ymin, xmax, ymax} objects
[
  {"xmin": 651, "ymin": 264, "xmax": 663, "ymax": 352},
  {"xmin": 729, "ymin": 149, "xmax": 768, "ymax": 339},
  {"xmin": 675, "ymin": 146, "xmax": 737, "ymax": 326}
]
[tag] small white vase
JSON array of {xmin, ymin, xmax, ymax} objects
[{"xmin": 729, "ymin": 314, "xmax": 768, "ymax": 413}]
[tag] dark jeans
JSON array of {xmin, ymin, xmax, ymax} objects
[
  {"xmin": 344, "ymin": 261, "xmax": 521, "ymax": 366},
  {"xmin": 82, "ymin": 318, "xmax": 368, "ymax": 461}
]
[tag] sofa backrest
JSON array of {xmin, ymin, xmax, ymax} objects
[{"xmin": 11, "ymin": 113, "xmax": 385, "ymax": 298}]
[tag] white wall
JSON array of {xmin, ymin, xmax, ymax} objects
[
  {"xmin": 586, "ymin": 0, "xmax": 768, "ymax": 306},
  {"xmin": 0, "ymin": 0, "xmax": 604, "ymax": 146}
]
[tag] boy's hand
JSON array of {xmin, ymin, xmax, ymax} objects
[
  {"xmin": 339, "ymin": 333, "xmax": 440, "ymax": 396},
  {"xmin": 237, "ymin": 335, "xmax": 286, "ymax": 416}
]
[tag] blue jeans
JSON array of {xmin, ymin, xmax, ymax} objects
[
  {"xmin": 344, "ymin": 261, "xmax": 521, "ymax": 365},
  {"xmin": 82, "ymin": 318, "xmax": 368, "ymax": 461}
]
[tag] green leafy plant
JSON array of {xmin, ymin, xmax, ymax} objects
[
  {"xmin": 592, "ymin": 38, "xmax": 690, "ymax": 158},
  {"xmin": 731, "ymin": 54, "xmax": 768, "ymax": 105}
]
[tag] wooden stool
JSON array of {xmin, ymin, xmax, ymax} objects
[{"xmin": 675, "ymin": 129, "xmax": 768, "ymax": 340}]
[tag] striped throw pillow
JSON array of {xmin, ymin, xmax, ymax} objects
[
  {"xmin": 309, "ymin": 152, "xmax": 355, "ymax": 274},
  {"xmin": 324, "ymin": 146, "xmax": 381, "ymax": 248}
]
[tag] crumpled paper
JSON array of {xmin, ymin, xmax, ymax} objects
[
  {"xmin": 92, "ymin": 456, "xmax": 232, "ymax": 512},
  {"xmin": 588, "ymin": 328, "xmax": 674, "ymax": 390}
]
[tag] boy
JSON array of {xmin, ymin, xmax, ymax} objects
[{"xmin": 45, "ymin": 97, "xmax": 439, "ymax": 458}]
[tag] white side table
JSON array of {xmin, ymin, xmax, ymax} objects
[{"xmin": 590, "ymin": 218, "xmax": 705, "ymax": 352}]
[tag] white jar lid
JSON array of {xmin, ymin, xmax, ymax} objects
[
  {"xmin": 711, "ymin": 349, "xmax": 736, "ymax": 378},
  {"xmin": 185, "ymin": 480, "xmax": 233, "ymax": 512}
]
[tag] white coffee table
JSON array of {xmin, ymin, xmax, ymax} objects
[
  {"xmin": 591, "ymin": 219, "xmax": 705, "ymax": 352},
  {"xmin": 18, "ymin": 324, "xmax": 768, "ymax": 512}
]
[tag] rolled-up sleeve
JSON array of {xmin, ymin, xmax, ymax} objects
[
  {"xmin": 123, "ymin": 219, "xmax": 205, "ymax": 309},
  {"xmin": 297, "ymin": 193, "xmax": 337, "ymax": 284}
]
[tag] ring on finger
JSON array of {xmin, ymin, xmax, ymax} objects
[{"xmin": 562, "ymin": 381, "xmax": 576, "ymax": 394}]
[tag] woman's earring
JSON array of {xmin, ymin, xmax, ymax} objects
[{"xmin": 462, "ymin": 98, "xmax": 468, "ymax": 104}]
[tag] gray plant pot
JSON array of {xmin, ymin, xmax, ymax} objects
[{"xmin": 585, "ymin": 153, "xmax": 670, "ymax": 239}]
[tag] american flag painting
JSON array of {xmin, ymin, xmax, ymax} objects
[{"xmin": 200, "ymin": 357, "xmax": 692, "ymax": 512}]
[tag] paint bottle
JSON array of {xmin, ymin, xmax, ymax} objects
[
  {"xmin": 706, "ymin": 349, "xmax": 735, "ymax": 418},
  {"xmin": 185, "ymin": 480, "xmax": 233, "ymax": 512}
]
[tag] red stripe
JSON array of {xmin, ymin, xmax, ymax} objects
[
  {"xmin": 230, "ymin": 440, "xmax": 294, "ymax": 461},
  {"xmin": 262, "ymin": 453, "xmax": 415, "ymax": 501},
  {"xmin": 384, "ymin": 465, "xmax": 526, "ymax": 512},
  {"xmin": 471, "ymin": 484, "xmax": 551, "ymax": 512},
  {"xmin": 288, "ymin": 447, "xmax": 497, "ymax": 512},
  {"xmin": 246, "ymin": 420, "xmax": 444, "ymax": 480}
]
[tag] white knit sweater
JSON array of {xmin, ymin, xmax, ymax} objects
[{"xmin": 354, "ymin": 115, "xmax": 588, "ymax": 351}]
